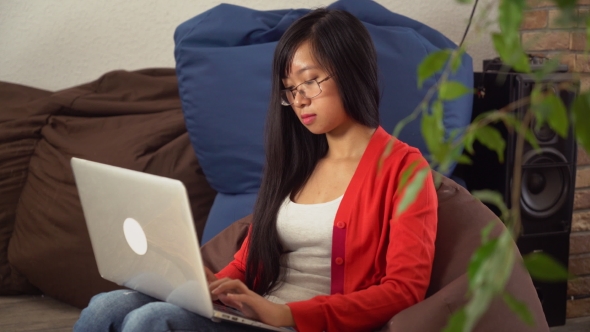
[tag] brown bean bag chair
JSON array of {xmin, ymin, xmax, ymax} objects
[
  {"xmin": 0, "ymin": 81, "xmax": 52, "ymax": 295},
  {"xmin": 1, "ymin": 69, "xmax": 217, "ymax": 308}
]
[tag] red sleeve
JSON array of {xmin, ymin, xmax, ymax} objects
[
  {"xmin": 214, "ymin": 226, "xmax": 251, "ymax": 282},
  {"xmin": 287, "ymin": 154, "xmax": 438, "ymax": 331}
]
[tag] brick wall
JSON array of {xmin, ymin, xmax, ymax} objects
[
  {"xmin": 569, "ymin": 146, "xmax": 590, "ymax": 318},
  {"xmin": 522, "ymin": 0, "xmax": 590, "ymax": 319}
]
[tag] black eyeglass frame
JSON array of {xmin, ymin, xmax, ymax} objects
[{"xmin": 280, "ymin": 76, "xmax": 332, "ymax": 106}]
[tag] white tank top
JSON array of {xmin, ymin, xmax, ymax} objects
[{"xmin": 266, "ymin": 195, "xmax": 343, "ymax": 304}]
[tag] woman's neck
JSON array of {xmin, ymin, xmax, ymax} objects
[{"xmin": 325, "ymin": 124, "xmax": 376, "ymax": 160}]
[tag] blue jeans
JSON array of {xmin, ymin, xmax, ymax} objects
[{"xmin": 74, "ymin": 289, "xmax": 266, "ymax": 332}]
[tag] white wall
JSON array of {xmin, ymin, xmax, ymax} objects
[{"xmin": 0, "ymin": 0, "xmax": 497, "ymax": 91}]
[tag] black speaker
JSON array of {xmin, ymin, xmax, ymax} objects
[
  {"xmin": 453, "ymin": 68, "xmax": 578, "ymax": 326},
  {"xmin": 517, "ymin": 232, "xmax": 570, "ymax": 327}
]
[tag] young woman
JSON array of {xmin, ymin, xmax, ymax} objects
[{"xmin": 74, "ymin": 8, "xmax": 437, "ymax": 332}]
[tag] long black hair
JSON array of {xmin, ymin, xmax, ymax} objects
[{"xmin": 245, "ymin": 8, "xmax": 380, "ymax": 295}]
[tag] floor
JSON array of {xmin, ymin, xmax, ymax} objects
[
  {"xmin": 0, "ymin": 296, "xmax": 80, "ymax": 332},
  {"xmin": 0, "ymin": 295, "xmax": 589, "ymax": 331},
  {"xmin": 550, "ymin": 316, "xmax": 590, "ymax": 332}
]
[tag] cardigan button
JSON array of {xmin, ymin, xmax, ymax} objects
[
  {"xmin": 336, "ymin": 221, "xmax": 346, "ymax": 229},
  {"xmin": 335, "ymin": 257, "xmax": 344, "ymax": 265}
]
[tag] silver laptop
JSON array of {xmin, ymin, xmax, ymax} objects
[{"xmin": 71, "ymin": 157, "xmax": 292, "ymax": 332}]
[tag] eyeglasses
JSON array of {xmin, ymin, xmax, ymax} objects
[{"xmin": 280, "ymin": 76, "xmax": 331, "ymax": 106}]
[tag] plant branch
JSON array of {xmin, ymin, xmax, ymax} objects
[{"xmin": 508, "ymin": 108, "xmax": 533, "ymax": 237}]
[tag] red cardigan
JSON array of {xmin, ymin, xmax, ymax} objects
[{"xmin": 217, "ymin": 127, "xmax": 438, "ymax": 331}]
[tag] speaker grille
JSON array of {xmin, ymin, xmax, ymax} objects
[
  {"xmin": 531, "ymin": 120, "xmax": 558, "ymax": 143},
  {"xmin": 521, "ymin": 149, "xmax": 570, "ymax": 219}
]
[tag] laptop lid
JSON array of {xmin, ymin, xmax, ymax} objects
[
  {"xmin": 72, "ymin": 158, "xmax": 294, "ymax": 332},
  {"xmin": 71, "ymin": 157, "xmax": 215, "ymax": 317}
]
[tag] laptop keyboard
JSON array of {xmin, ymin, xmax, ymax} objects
[{"xmin": 213, "ymin": 302, "xmax": 245, "ymax": 317}]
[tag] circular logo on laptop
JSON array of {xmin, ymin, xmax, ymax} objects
[{"xmin": 123, "ymin": 218, "xmax": 148, "ymax": 255}]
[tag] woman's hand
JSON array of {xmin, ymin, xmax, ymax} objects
[
  {"xmin": 204, "ymin": 267, "xmax": 220, "ymax": 300},
  {"xmin": 209, "ymin": 278, "xmax": 295, "ymax": 327},
  {"xmin": 204, "ymin": 267, "xmax": 218, "ymax": 283}
]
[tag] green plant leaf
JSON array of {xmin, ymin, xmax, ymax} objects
[
  {"xmin": 432, "ymin": 99, "xmax": 444, "ymax": 117},
  {"xmin": 379, "ymin": 139, "xmax": 395, "ymax": 171},
  {"xmin": 468, "ymin": 238, "xmax": 499, "ymax": 283},
  {"xmin": 439, "ymin": 81, "xmax": 473, "ymax": 101},
  {"xmin": 515, "ymin": 125, "xmax": 542, "ymax": 152},
  {"xmin": 395, "ymin": 167, "xmax": 429, "ymax": 218},
  {"xmin": 492, "ymin": 231, "xmax": 518, "ymax": 289},
  {"xmin": 457, "ymin": 154, "xmax": 473, "ymax": 165},
  {"xmin": 501, "ymin": 114, "xmax": 541, "ymax": 151},
  {"xmin": 492, "ymin": 33, "xmax": 531, "ymax": 73},
  {"xmin": 421, "ymin": 101, "xmax": 445, "ymax": 157},
  {"xmin": 464, "ymin": 288, "xmax": 495, "ymax": 331},
  {"xmin": 434, "ymin": 142, "xmax": 454, "ymax": 173},
  {"xmin": 481, "ymin": 221, "xmax": 496, "ymax": 243},
  {"xmin": 438, "ymin": 140, "xmax": 468, "ymax": 174},
  {"xmin": 454, "ymin": 231, "xmax": 515, "ymax": 332},
  {"xmin": 421, "ymin": 113, "xmax": 439, "ymax": 157},
  {"xmin": 524, "ymin": 127, "xmax": 541, "ymax": 151},
  {"xmin": 472, "ymin": 190, "xmax": 509, "ymax": 220},
  {"xmin": 523, "ymin": 252, "xmax": 571, "ymax": 282},
  {"xmin": 463, "ymin": 130, "xmax": 476, "ymax": 155},
  {"xmin": 502, "ymin": 292, "xmax": 535, "ymax": 326},
  {"xmin": 530, "ymin": 84, "xmax": 551, "ymax": 121},
  {"xmin": 492, "ymin": 32, "xmax": 508, "ymax": 60},
  {"xmin": 474, "ymin": 126, "xmax": 506, "ymax": 163},
  {"xmin": 398, "ymin": 160, "xmax": 420, "ymax": 191},
  {"xmin": 418, "ymin": 49, "xmax": 451, "ymax": 88},
  {"xmin": 498, "ymin": 0, "xmax": 525, "ymax": 36},
  {"xmin": 442, "ymin": 308, "xmax": 467, "ymax": 332},
  {"xmin": 452, "ymin": 48, "xmax": 466, "ymax": 73},
  {"xmin": 524, "ymin": 128, "xmax": 541, "ymax": 150},
  {"xmin": 572, "ymin": 93, "xmax": 590, "ymax": 156},
  {"xmin": 545, "ymin": 94, "xmax": 569, "ymax": 138},
  {"xmin": 512, "ymin": 51, "xmax": 532, "ymax": 73},
  {"xmin": 430, "ymin": 101, "xmax": 447, "ymax": 165}
]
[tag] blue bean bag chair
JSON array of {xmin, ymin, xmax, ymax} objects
[{"xmin": 174, "ymin": 0, "xmax": 473, "ymax": 243}]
